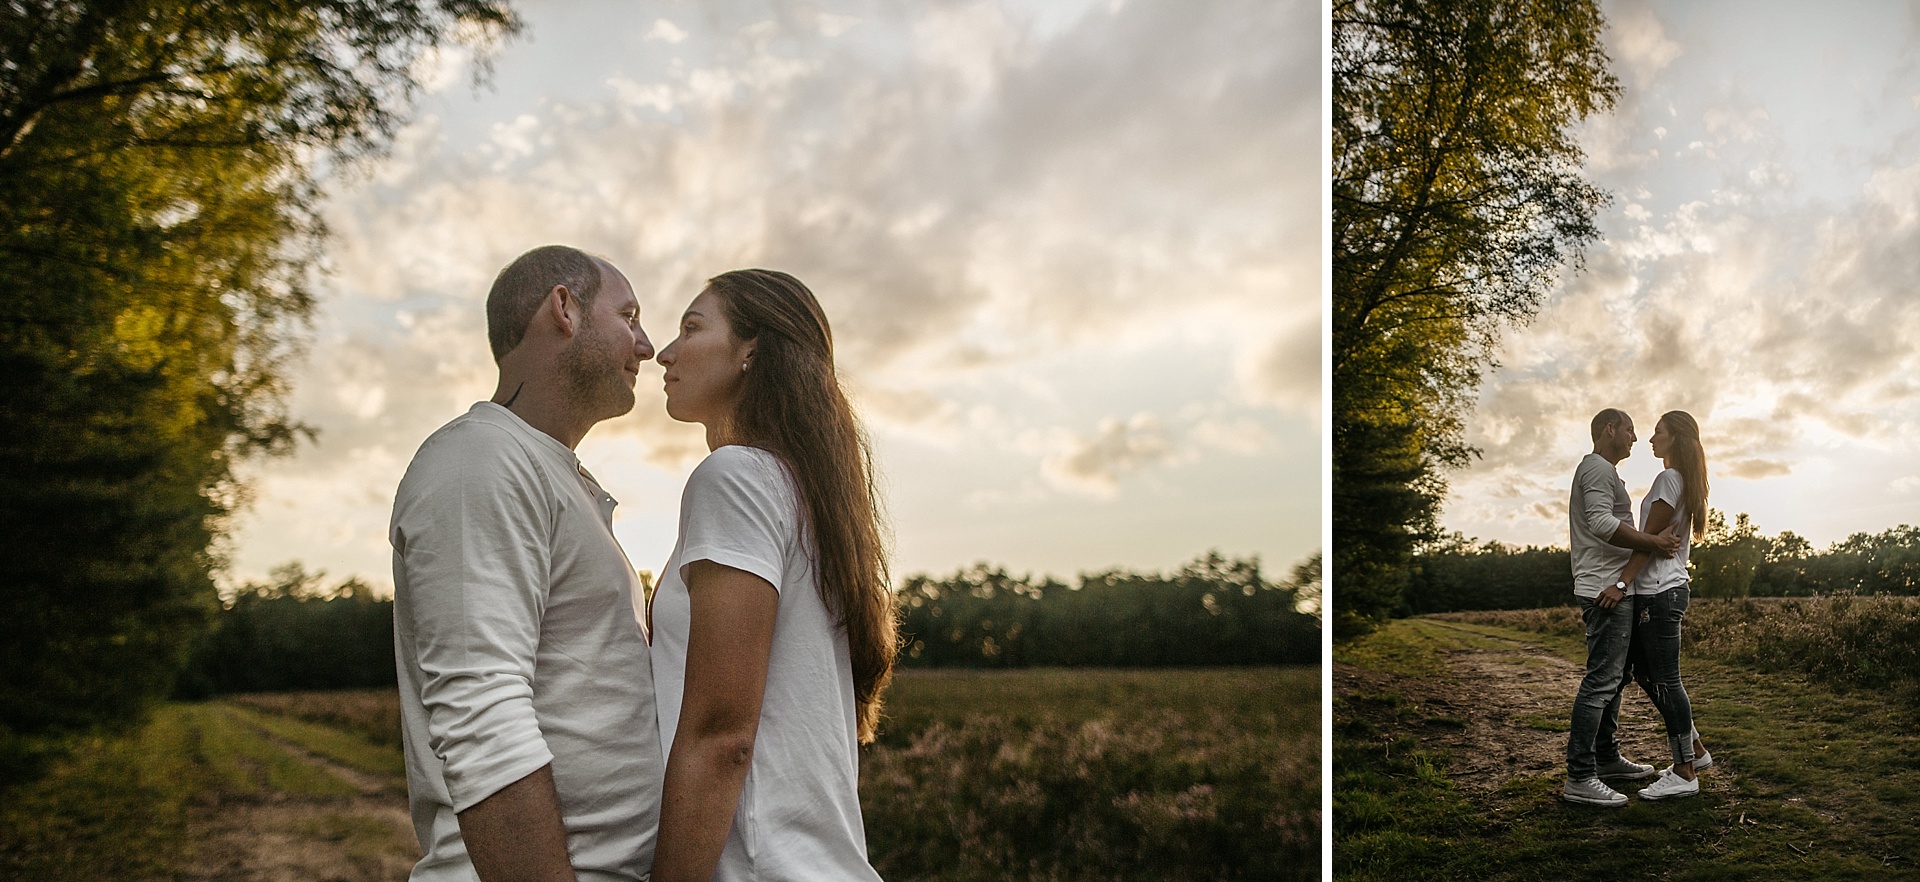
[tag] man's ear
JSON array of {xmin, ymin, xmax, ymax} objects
[{"xmin": 546, "ymin": 284, "xmax": 577, "ymax": 337}]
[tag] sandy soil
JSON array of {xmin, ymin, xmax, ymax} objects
[
  {"xmin": 1337, "ymin": 619, "xmax": 1733, "ymax": 803},
  {"xmin": 181, "ymin": 725, "xmax": 418, "ymax": 882}
]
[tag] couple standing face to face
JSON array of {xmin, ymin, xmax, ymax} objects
[
  {"xmin": 490, "ymin": 245, "xmax": 752, "ymax": 447},
  {"xmin": 392, "ymin": 246, "xmax": 887, "ymax": 882},
  {"xmin": 1593, "ymin": 412, "xmax": 1681, "ymax": 468}
]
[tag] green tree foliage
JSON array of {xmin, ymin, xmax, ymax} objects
[
  {"xmin": 0, "ymin": 0, "xmax": 516, "ymax": 771},
  {"xmin": 895, "ymin": 552, "xmax": 1320, "ymax": 668},
  {"xmin": 1689, "ymin": 510, "xmax": 1765, "ymax": 598},
  {"xmin": 175, "ymin": 564, "xmax": 395, "ymax": 698},
  {"xmin": 1403, "ymin": 534, "xmax": 1573, "ymax": 614},
  {"xmin": 1331, "ymin": 0, "xmax": 1618, "ymax": 639}
]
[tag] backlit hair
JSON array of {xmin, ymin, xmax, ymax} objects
[
  {"xmin": 486, "ymin": 245, "xmax": 604, "ymax": 361},
  {"xmin": 706, "ymin": 269, "xmax": 896, "ymax": 743},
  {"xmin": 1657, "ymin": 410, "xmax": 1710, "ymax": 539}
]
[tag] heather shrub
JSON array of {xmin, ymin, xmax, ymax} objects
[
  {"xmin": 1685, "ymin": 596, "xmax": 1920, "ymax": 693},
  {"xmin": 861, "ymin": 711, "xmax": 1317, "ymax": 881}
]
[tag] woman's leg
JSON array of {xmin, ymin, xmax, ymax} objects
[{"xmin": 1636, "ymin": 586, "xmax": 1697, "ymax": 777}]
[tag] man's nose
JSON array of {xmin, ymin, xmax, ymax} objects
[{"xmin": 633, "ymin": 329, "xmax": 656, "ymax": 362}]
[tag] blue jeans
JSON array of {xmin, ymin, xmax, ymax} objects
[
  {"xmin": 1567, "ymin": 594, "xmax": 1636, "ymax": 780},
  {"xmin": 1630, "ymin": 585, "xmax": 1696, "ymax": 766}
]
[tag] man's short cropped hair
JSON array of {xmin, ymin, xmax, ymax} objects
[
  {"xmin": 486, "ymin": 245, "xmax": 605, "ymax": 362},
  {"xmin": 1590, "ymin": 408, "xmax": 1627, "ymax": 442}
]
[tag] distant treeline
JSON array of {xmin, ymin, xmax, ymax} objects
[
  {"xmin": 895, "ymin": 552, "xmax": 1318, "ymax": 668},
  {"xmin": 1407, "ymin": 512, "xmax": 1920, "ymax": 614},
  {"xmin": 174, "ymin": 566, "xmax": 394, "ymax": 699},
  {"xmin": 177, "ymin": 552, "xmax": 1321, "ymax": 695}
]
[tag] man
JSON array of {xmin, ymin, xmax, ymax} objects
[
  {"xmin": 391, "ymin": 245, "xmax": 661, "ymax": 880},
  {"xmin": 1563, "ymin": 408, "xmax": 1681, "ymax": 807}
]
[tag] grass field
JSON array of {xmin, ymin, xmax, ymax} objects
[
  {"xmin": 0, "ymin": 666, "xmax": 1317, "ymax": 882},
  {"xmin": 1334, "ymin": 612, "xmax": 1920, "ymax": 881}
]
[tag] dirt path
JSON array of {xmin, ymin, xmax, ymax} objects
[
  {"xmin": 1336, "ymin": 619, "xmax": 1733, "ymax": 803},
  {"xmin": 182, "ymin": 715, "xmax": 418, "ymax": 882}
]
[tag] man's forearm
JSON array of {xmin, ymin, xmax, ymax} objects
[
  {"xmin": 1607, "ymin": 522, "xmax": 1664, "ymax": 553},
  {"xmin": 457, "ymin": 764, "xmax": 577, "ymax": 882}
]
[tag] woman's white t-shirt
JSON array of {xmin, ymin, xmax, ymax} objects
[
  {"xmin": 1634, "ymin": 467, "xmax": 1692, "ymax": 595},
  {"xmin": 649, "ymin": 445, "xmax": 883, "ymax": 882}
]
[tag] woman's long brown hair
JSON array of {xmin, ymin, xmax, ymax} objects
[
  {"xmin": 707, "ymin": 269, "xmax": 896, "ymax": 743},
  {"xmin": 1659, "ymin": 410, "xmax": 1710, "ymax": 540}
]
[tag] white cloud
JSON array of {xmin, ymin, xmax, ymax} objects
[
  {"xmin": 645, "ymin": 18, "xmax": 688, "ymax": 44},
  {"xmin": 1041, "ymin": 413, "xmax": 1179, "ymax": 498}
]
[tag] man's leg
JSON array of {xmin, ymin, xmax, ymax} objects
[
  {"xmin": 1567, "ymin": 596, "xmax": 1635, "ymax": 782},
  {"xmin": 1597, "ymin": 594, "xmax": 1647, "ymax": 767}
]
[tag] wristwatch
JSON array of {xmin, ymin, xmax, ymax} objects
[{"xmin": 1613, "ymin": 580, "xmax": 1627, "ymax": 592}]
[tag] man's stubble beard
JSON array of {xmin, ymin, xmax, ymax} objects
[{"xmin": 560, "ymin": 314, "xmax": 636, "ymax": 424}]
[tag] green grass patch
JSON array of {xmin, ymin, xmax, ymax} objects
[
  {"xmin": 1, "ymin": 705, "xmax": 219, "ymax": 879},
  {"xmin": 230, "ymin": 704, "xmax": 405, "ymax": 780},
  {"xmin": 188, "ymin": 704, "xmax": 357, "ymax": 797},
  {"xmin": 1334, "ymin": 618, "xmax": 1456, "ymax": 677},
  {"xmin": 1520, "ymin": 715, "xmax": 1570, "ymax": 732},
  {"xmin": 1337, "ymin": 617, "xmax": 1920, "ymax": 881}
]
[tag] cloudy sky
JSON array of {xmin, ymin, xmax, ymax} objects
[
  {"xmin": 225, "ymin": 0, "xmax": 1320, "ymax": 593},
  {"xmin": 1445, "ymin": 0, "xmax": 1920, "ymax": 549}
]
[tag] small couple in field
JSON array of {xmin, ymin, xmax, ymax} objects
[
  {"xmin": 389, "ymin": 246, "xmax": 892, "ymax": 880},
  {"xmin": 1563, "ymin": 408, "xmax": 1714, "ymax": 807}
]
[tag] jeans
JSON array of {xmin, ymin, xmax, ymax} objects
[
  {"xmin": 1567, "ymin": 594, "xmax": 1636, "ymax": 780},
  {"xmin": 1630, "ymin": 585, "xmax": 1696, "ymax": 767}
]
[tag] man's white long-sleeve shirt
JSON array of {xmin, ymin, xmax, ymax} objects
[
  {"xmin": 391, "ymin": 402, "xmax": 661, "ymax": 881},
  {"xmin": 1568, "ymin": 451, "xmax": 1634, "ymax": 599}
]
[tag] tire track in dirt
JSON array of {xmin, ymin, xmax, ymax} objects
[
  {"xmin": 182, "ymin": 708, "xmax": 418, "ymax": 882},
  {"xmin": 1338, "ymin": 620, "xmax": 1733, "ymax": 805}
]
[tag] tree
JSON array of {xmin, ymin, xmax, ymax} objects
[
  {"xmin": 0, "ymin": 0, "xmax": 516, "ymax": 776},
  {"xmin": 1690, "ymin": 510, "xmax": 1764, "ymax": 598},
  {"xmin": 176, "ymin": 563, "xmax": 395, "ymax": 697},
  {"xmin": 1331, "ymin": 0, "xmax": 1618, "ymax": 638}
]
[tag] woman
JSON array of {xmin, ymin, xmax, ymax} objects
[
  {"xmin": 1614, "ymin": 410, "xmax": 1713, "ymax": 801},
  {"xmin": 646, "ymin": 269, "xmax": 894, "ymax": 881}
]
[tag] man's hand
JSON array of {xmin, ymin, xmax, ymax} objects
[
  {"xmin": 1596, "ymin": 583, "xmax": 1626, "ymax": 610},
  {"xmin": 1653, "ymin": 528, "xmax": 1682, "ymax": 558}
]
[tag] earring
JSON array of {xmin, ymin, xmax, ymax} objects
[{"xmin": 741, "ymin": 362, "xmax": 749, "ymax": 372}]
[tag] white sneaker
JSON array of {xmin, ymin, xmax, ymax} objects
[
  {"xmin": 1595, "ymin": 756, "xmax": 1657, "ymax": 780},
  {"xmin": 1563, "ymin": 777, "xmax": 1627, "ymax": 807},
  {"xmin": 1692, "ymin": 748, "xmax": 1712, "ymax": 771},
  {"xmin": 1638, "ymin": 768, "xmax": 1700, "ymax": 801}
]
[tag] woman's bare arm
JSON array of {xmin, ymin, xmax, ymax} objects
[{"xmin": 650, "ymin": 559, "xmax": 778, "ymax": 882}]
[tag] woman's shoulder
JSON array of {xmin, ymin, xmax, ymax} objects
[
  {"xmin": 694, "ymin": 444, "xmax": 781, "ymax": 476},
  {"xmin": 688, "ymin": 445, "xmax": 793, "ymax": 499}
]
